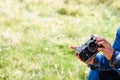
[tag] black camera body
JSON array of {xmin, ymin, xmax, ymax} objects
[{"xmin": 76, "ymin": 35, "xmax": 99, "ymax": 63}]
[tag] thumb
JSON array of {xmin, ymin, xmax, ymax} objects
[{"xmin": 71, "ymin": 46, "xmax": 78, "ymax": 50}]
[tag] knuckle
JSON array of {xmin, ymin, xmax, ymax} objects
[
  {"xmin": 102, "ymin": 41, "xmax": 105, "ymax": 44},
  {"xmin": 101, "ymin": 37, "xmax": 105, "ymax": 41}
]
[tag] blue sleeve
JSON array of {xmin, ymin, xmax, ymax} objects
[
  {"xmin": 110, "ymin": 27, "xmax": 120, "ymax": 68},
  {"xmin": 109, "ymin": 51, "xmax": 120, "ymax": 68},
  {"xmin": 113, "ymin": 27, "xmax": 120, "ymax": 51},
  {"xmin": 88, "ymin": 54, "xmax": 111, "ymax": 70}
]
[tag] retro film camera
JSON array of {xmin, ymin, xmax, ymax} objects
[{"xmin": 76, "ymin": 35, "xmax": 99, "ymax": 63}]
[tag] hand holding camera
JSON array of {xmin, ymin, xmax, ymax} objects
[
  {"xmin": 94, "ymin": 36, "xmax": 114, "ymax": 61},
  {"xmin": 71, "ymin": 35, "xmax": 114, "ymax": 64}
]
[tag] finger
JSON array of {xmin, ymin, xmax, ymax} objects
[
  {"xmin": 74, "ymin": 53, "xmax": 83, "ymax": 61},
  {"xmin": 97, "ymin": 47, "xmax": 106, "ymax": 52},
  {"xmin": 79, "ymin": 58, "xmax": 83, "ymax": 62},
  {"xmin": 71, "ymin": 46, "xmax": 78, "ymax": 50},
  {"xmin": 94, "ymin": 37, "xmax": 107, "ymax": 43},
  {"xmin": 75, "ymin": 53, "xmax": 80, "ymax": 58},
  {"xmin": 75, "ymin": 52, "xmax": 78, "ymax": 56},
  {"xmin": 87, "ymin": 57, "xmax": 95, "ymax": 65},
  {"xmin": 97, "ymin": 41, "xmax": 109, "ymax": 48}
]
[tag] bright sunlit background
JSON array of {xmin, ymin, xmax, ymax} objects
[{"xmin": 0, "ymin": 0, "xmax": 120, "ymax": 80}]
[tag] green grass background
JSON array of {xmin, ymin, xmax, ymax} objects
[{"xmin": 0, "ymin": 0, "xmax": 120, "ymax": 80}]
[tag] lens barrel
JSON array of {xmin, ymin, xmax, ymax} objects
[{"xmin": 88, "ymin": 41, "xmax": 98, "ymax": 52}]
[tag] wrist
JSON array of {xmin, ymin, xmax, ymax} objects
[
  {"xmin": 106, "ymin": 48, "xmax": 114, "ymax": 61},
  {"xmin": 109, "ymin": 50, "xmax": 116, "ymax": 68}
]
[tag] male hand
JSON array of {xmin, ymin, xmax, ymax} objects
[{"xmin": 94, "ymin": 37, "xmax": 114, "ymax": 60}]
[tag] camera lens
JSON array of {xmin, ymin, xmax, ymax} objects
[{"xmin": 88, "ymin": 42, "xmax": 97, "ymax": 52}]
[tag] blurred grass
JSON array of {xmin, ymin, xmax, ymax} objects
[{"xmin": 0, "ymin": 0, "xmax": 120, "ymax": 80}]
